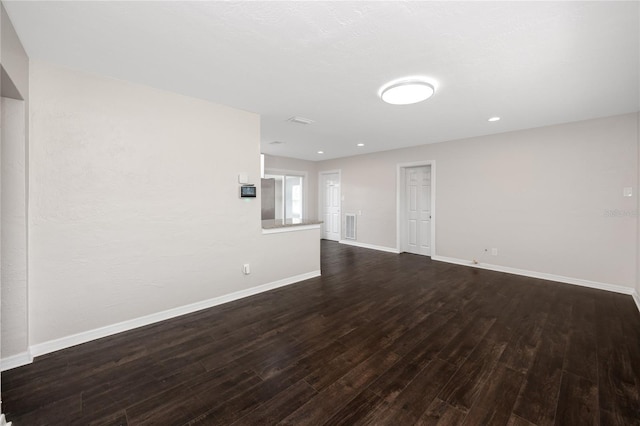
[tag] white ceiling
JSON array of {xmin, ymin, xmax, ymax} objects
[{"xmin": 4, "ymin": 1, "xmax": 639, "ymax": 161}]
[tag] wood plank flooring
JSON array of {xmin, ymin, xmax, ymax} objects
[{"xmin": 3, "ymin": 240, "xmax": 640, "ymax": 425}]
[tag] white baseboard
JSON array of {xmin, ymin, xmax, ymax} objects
[
  {"xmin": 432, "ymin": 255, "xmax": 635, "ymax": 296},
  {"xmin": 1, "ymin": 414, "xmax": 12, "ymax": 426},
  {"xmin": 632, "ymin": 291, "xmax": 640, "ymax": 314},
  {"xmin": 336, "ymin": 243, "xmax": 638, "ymax": 311},
  {"xmin": 339, "ymin": 240, "xmax": 400, "ymax": 254},
  {"xmin": 0, "ymin": 350, "xmax": 33, "ymax": 372},
  {"xmin": 1, "ymin": 270, "xmax": 320, "ymax": 371}
]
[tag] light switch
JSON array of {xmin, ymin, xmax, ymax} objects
[
  {"xmin": 238, "ymin": 173, "xmax": 249, "ymax": 184},
  {"xmin": 623, "ymin": 187, "xmax": 633, "ymax": 197}
]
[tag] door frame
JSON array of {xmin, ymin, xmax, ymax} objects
[
  {"xmin": 318, "ymin": 169, "xmax": 342, "ymax": 240},
  {"xmin": 397, "ymin": 161, "xmax": 436, "ymax": 256}
]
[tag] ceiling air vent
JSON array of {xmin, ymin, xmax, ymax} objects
[{"xmin": 287, "ymin": 116, "xmax": 314, "ymax": 125}]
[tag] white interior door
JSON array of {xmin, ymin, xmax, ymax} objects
[
  {"xmin": 321, "ymin": 172, "xmax": 341, "ymax": 241},
  {"xmin": 403, "ymin": 166, "xmax": 431, "ymax": 256}
]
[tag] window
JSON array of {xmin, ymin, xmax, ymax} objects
[{"xmin": 264, "ymin": 172, "xmax": 305, "ymax": 220}]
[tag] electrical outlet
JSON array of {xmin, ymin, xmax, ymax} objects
[{"xmin": 491, "ymin": 248, "xmax": 498, "ymax": 256}]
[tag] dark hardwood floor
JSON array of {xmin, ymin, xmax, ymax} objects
[{"xmin": 3, "ymin": 240, "xmax": 640, "ymax": 425}]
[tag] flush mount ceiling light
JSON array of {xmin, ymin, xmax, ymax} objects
[
  {"xmin": 488, "ymin": 116, "xmax": 501, "ymax": 122},
  {"xmin": 357, "ymin": 143, "xmax": 365, "ymax": 147},
  {"xmin": 380, "ymin": 78, "xmax": 435, "ymax": 105},
  {"xmin": 317, "ymin": 150, "xmax": 324, "ymax": 154}
]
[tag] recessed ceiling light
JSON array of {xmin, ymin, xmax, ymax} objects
[
  {"xmin": 317, "ymin": 150, "xmax": 324, "ymax": 154},
  {"xmin": 488, "ymin": 116, "xmax": 501, "ymax": 122},
  {"xmin": 380, "ymin": 78, "xmax": 435, "ymax": 105},
  {"xmin": 357, "ymin": 143, "xmax": 365, "ymax": 147}
]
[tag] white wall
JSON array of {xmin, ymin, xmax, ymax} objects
[
  {"xmin": 263, "ymin": 154, "xmax": 318, "ymax": 219},
  {"xmin": 319, "ymin": 113, "xmax": 638, "ymax": 289},
  {"xmin": 1, "ymin": 3, "xmax": 27, "ymax": 100},
  {"xmin": 1, "ymin": 5, "xmax": 30, "ymax": 418},
  {"xmin": 28, "ymin": 61, "xmax": 319, "ymax": 347},
  {"xmin": 637, "ymin": 112, "xmax": 640, "ymax": 297},
  {"xmin": 1, "ymin": 98, "xmax": 27, "ymax": 360}
]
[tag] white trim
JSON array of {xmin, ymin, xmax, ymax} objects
[
  {"xmin": 632, "ymin": 290, "xmax": 640, "ymax": 314},
  {"xmin": 318, "ymin": 169, "xmax": 342, "ymax": 241},
  {"xmin": 3, "ymin": 271, "xmax": 320, "ymax": 368},
  {"xmin": 0, "ymin": 350, "xmax": 33, "ymax": 372},
  {"xmin": 262, "ymin": 224, "xmax": 321, "ymax": 234},
  {"xmin": 432, "ymin": 255, "xmax": 635, "ymax": 295},
  {"xmin": 1, "ymin": 414, "xmax": 13, "ymax": 426},
  {"xmin": 339, "ymin": 239, "xmax": 400, "ymax": 254},
  {"xmin": 396, "ymin": 161, "xmax": 436, "ymax": 256}
]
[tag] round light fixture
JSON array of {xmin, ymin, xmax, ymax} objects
[
  {"xmin": 380, "ymin": 79, "xmax": 435, "ymax": 105},
  {"xmin": 317, "ymin": 150, "xmax": 324, "ymax": 154},
  {"xmin": 357, "ymin": 143, "xmax": 365, "ymax": 147},
  {"xmin": 488, "ymin": 116, "xmax": 501, "ymax": 122}
]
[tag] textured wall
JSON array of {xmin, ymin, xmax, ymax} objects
[
  {"xmin": 1, "ymin": 98, "xmax": 27, "ymax": 359},
  {"xmin": 1, "ymin": 3, "xmax": 28, "ymax": 99},
  {"xmin": 319, "ymin": 113, "xmax": 639, "ymax": 289},
  {"xmin": 1, "ymin": 2, "xmax": 30, "ymax": 366},
  {"xmin": 28, "ymin": 61, "xmax": 319, "ymax": 346}
]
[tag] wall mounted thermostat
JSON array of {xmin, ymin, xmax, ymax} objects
[{"xmin": 240, "ymin": 185, "xmax": 256, "ymax": 198}]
